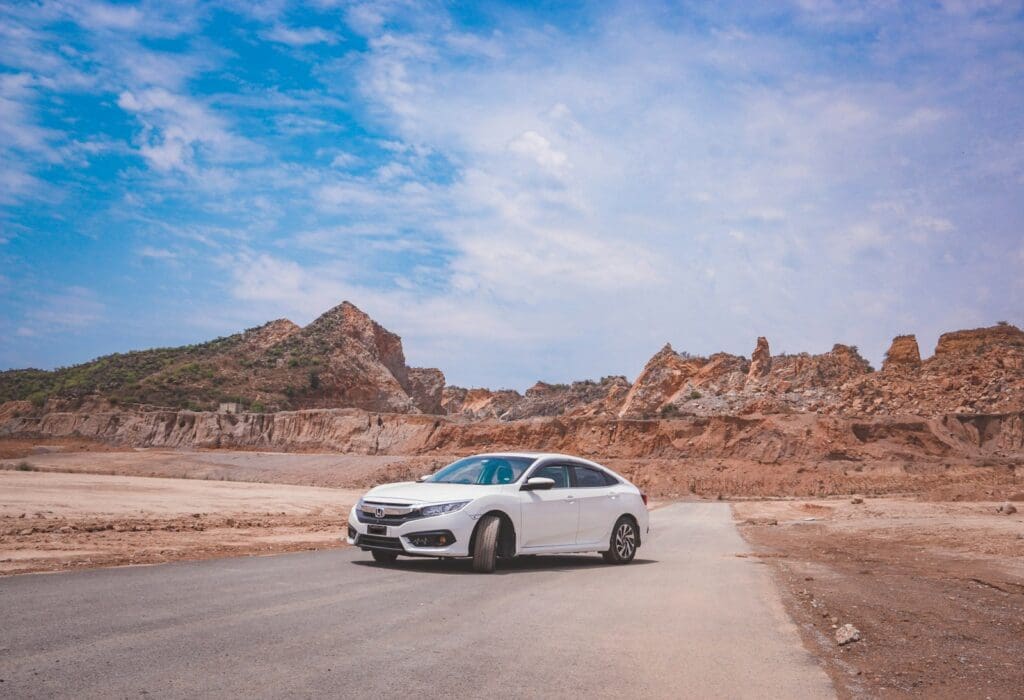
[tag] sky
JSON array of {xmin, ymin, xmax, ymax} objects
[{"xmin": 1, "ymin": 0, "xmax": 1023, "ymax": 390}]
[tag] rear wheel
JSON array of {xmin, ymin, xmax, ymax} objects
[
  {"xmin": 371, "ymin": 550, "xmax": 398, "ymax": 564},
  {"xmin": 602, "ymin": 517, "xmax": 638, "ymax": 564},
  {"xmin": 472, "ymin": 515, "xmax": 500, "ymax": 573}
]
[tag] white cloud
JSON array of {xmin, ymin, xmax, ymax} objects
[
  {"xmin": 263, "ymin": 25, "xmax": 337, "ymax": 47},
  {"xmin": 77, "ymin": 2, "xmax": 143, "ymax": 31},
  {"xmin": 507, "ymin": 130, "xmax": 568, "ymax": 171},
  {"xmin": 329, "ymin": 151, "xmax": 360, "ymax": 168},
  {"xmin": 20, "ymin": 286, "xmax": 105, "ymax": 336},
  {"xmin": 117, "ymin": 88, "xmax": 253, "ymax": 172},
  {"xmin": 138, "ymin": 246, "xmax": 177, "ymax": 260}
]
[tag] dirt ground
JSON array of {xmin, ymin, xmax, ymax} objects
[
  {"xmin": 0, "ymin": 436, "xmax": 118, "ymax": 459},
  {"xmin": 734, "ymin": 498, "xmax": 1024, "ymax": 698},
  {"xmin": 1, "ymin": 445, "xmax": 455, "ymax": 488},
  {"xmin": 7, "ymin": 441, "xmax": 1022, "ymax": 502},
  {"xmin": 0, "ymin": 470, "xmax": 360, "ymax": 575}
]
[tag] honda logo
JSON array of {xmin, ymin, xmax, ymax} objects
[{"xmin": 374, "ymin": 506, "xmax": 385, "ymax": 518}]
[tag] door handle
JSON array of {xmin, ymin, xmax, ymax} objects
[{"xmin": 565, "ymin": 495, "xmax": 575, "ymax": 501}]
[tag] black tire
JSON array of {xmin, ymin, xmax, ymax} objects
[
  {"xmin": 372, "ymin": 550, "xmax": 398, "ymax": 564},
  {"xmin": 602, "ymin": 517, "xmax": 638, "ymax": 564},
  {"xmin": 472, "ymin": 515, "xmax": 500, "ymax": 573}
]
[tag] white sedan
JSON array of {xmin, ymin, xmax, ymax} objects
[{"xmin": 346, "ymin": 452, "xmax": 649, "ymax": 573}]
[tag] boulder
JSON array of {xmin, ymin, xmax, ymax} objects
[{"xmin": 835, "ymin": 624, "xmax": 861, "ymax": 645}]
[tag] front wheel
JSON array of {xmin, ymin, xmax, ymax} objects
[
  {"xmin": 472, "ymin": 515, "xmax": 500, "ymax": 573},
  {"xmin": 372, "ymin": 550, "xmax": 398, "ymax": 564},
  {"xmin": 602, "ymin": 517, "xmax": 638, "ymax": 564}
]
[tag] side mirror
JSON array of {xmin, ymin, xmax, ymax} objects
[
  {"xmin": 416, "ymin": 474, "xmax": 432, "ymax": 482},
  {"xmin": 521, "ymin": 476, "xmax": 556, "ymax": 491}
]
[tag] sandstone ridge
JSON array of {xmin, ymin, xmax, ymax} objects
[{"xmin": 1, "ymin": 305, "xmax": 1022, "ymax": 421}]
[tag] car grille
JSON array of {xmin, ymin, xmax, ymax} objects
[
  {"xmin": 355, "ymin": 509, "xmax": 423, "ymax": 525},
  {"xmin": 356, "ymin": 534, "xmax": 405, "ymax": 552}
]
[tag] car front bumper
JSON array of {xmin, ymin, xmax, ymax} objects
[{"xmin": 346, "ymin": 507, "xmax": 477, "ymax": 557}]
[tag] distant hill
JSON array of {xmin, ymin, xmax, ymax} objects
[
  {"xmin": 2, "ymin": 302, "xmax": 1022, "ymax": 420},
  {"xmin": 0, "ymin": 302, "xmax": 444, "ymax": 414}
]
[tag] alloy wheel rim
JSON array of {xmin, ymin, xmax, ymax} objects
[{"xmin": 615, "ymin": 523, "xmax": 635, "ymax": 558}]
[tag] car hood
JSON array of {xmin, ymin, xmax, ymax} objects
[{"xmin": 362, "ymin": 481, "xmax": 497, "ymax": 504}]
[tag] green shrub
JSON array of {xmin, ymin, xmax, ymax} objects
[
  {"xmin": 688, "ymin": 390, "xmax": 702, "ymax": 400},
  {"xmin": 659, "ymin": 404, "xmax": 680, "ymax": 418}
]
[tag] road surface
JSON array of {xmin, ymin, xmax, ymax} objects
[{"xmin": 0, "ymin": 503, "xmax": 833, "ymax": 698}]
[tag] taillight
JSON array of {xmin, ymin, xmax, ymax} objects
[{"xmin": 641, "ymin": 493, "xmax": 648, "ymax": 506}]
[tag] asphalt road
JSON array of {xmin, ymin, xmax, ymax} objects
[{"xmin": 0, "ymin": 503, "xmax": 834, "ymax": 698}]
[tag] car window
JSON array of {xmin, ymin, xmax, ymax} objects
[
  {"xmin": 429, "ymin": 456, "xmax": 534, "ymax": 484},
  {"xmin": 531, "ymin": 465, "xmax": 569, "ymax": 488},
  {"xmin": 573, "ymin": 465, "xmax": 616, "ymax": 487}
]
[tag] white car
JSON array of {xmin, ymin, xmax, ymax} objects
[{"xmin": 346, "ymin": 452, "xmax": 649, "ymax": 573}]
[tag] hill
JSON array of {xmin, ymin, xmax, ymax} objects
[
  {"xmin": 0, "ymin": 302, "xmax": 443, "ymax": 414},
  {"xmin": 2, "ymin": 301, "xmax": 1022, "ymax": 420}
]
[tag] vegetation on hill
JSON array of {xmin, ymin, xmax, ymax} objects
[
  {"xmin": 0, "ymin": 302, "xmax": 442, "ymax": 414},
  {"xmin": 0, "ymin": 333, "xmax": 250, "ymax": 410}
]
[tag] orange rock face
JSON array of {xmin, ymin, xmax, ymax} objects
[
  {"xmin": 935, "ymin": 324, "xmax": 1024, "ymax": 357},
  {"xmin": 617, "ymin": 344, "xmax": 706, "ymax": 418},
  {"xmin": 748, "ymin": 337, "xmax": 772, "ymax": 380},
  {"xmin": 882, "ymin": 335, "xmax": 922, "ymax": 372},
  {"xmin": 3, "ymin": 301, "xmax": 1022, "ymax": 423},
  {"xmin": 880, "ymin": 333, "xmax": 921, "ymax": 372}
]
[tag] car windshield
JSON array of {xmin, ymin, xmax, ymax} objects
[{"xmin": 427, "ymin": 456, "xmax": 535, "ymax": 485}]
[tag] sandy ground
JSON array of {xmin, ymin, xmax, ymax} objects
[
  {"xmin": 3, "ymin": 446, "xmax": 454, "ymax": 488},
  {"xmin": 734, "ymin": 498, "xmax": 1024, "ymax": 698},
  {"xmin": 0, "ymin": 471, "xmax": 360, "ymax": 575}
]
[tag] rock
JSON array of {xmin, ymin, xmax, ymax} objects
[
  {"xmin": 18, "ymin": 528, "xmax": 34, "ymax": 536},
  {"xmin": 835, "ymin": 624, "xmax": 861, "ymax": 645},
  {"xmin": 404, "ymin": 368, "xmax": 446, "ymax": 415},
  {"xmin": 998, "ymin": 503, "xmax": 1017, "ymax": 515},
  {"xmin": 882, "ymin": 335, "xmax": 922, "ymax": 372},
  {"xmin": 617, "ymin": 344, "xmax": 705, "ymax": 418},
  {"xmin": 851, "ymin": 496, "xmax": 864, "ymax": 504},
  {"xmin": 935, "ymin": 323, "xmax": 1024, "ymax": 357},
  {"xmin": 243, "ymin": 318, "xmax": 301, "ymax": 351},
  {"xmin": 748, "ymin": 336, "xmax": 772, "ymax": 380}
]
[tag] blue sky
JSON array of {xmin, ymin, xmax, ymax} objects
[{"xmin": 1, "ymin": 0, "xmax": 1022, "ymax": 389}]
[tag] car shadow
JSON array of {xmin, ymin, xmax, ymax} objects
[{"xmin": 352, "ymin": 554, "xmax": 658, "ymax": 575}]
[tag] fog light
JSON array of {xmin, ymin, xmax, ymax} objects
[
  {"xmin": 347, "ymin": 525, "xmax": 356, "ymax": 539},
  {"xmin": 406, "ymin": 530, "xmax": 455, "ymax": 547}
]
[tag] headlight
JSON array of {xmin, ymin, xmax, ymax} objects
[{"xmin": 419, "ymin": 501, "xmax": 470, "ymax": 517}]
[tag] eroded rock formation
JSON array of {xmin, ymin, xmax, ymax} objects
[
  {"xmin": 748, "ymin": 337, "xmax": 772, "ymax": 380},
  {"xmin": 883, "ymin": 335, "xmax": 922, "ymax": 372},
  {"xmin": 2, "ymin": 302, "xmax": 1021, "ymax": 423}
]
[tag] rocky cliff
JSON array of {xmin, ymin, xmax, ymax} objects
[
  {"xmin": 2, "ymin": 405, "xmax": 1020, "ymax": 467},
  {"xmin": 2, "ymin": 302, "xmax": 1022, "ymax": 423}
]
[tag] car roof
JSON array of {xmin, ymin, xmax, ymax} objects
[{"xmin": 474, "ymin": 452, "xmax": 607, "ymax": 467}]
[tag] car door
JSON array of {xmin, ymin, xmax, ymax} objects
[
  {"xmin": 571, "ymin": 465, "xmax": 621, "ymax": 545},
  {"xmin": 519, "ymin": 464, "xmax": 579, "ymax": 548}
]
